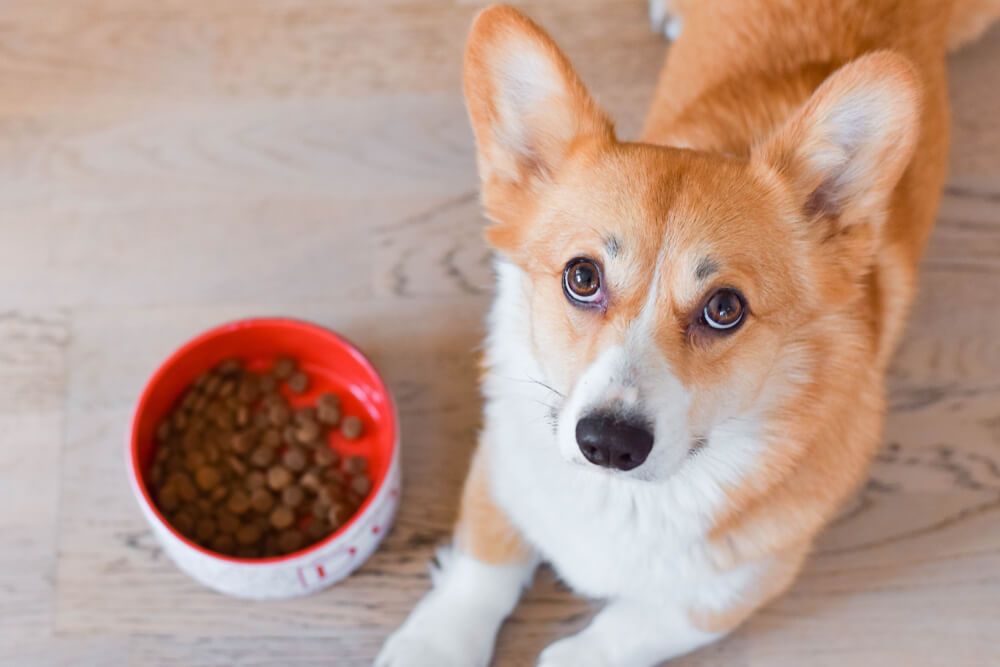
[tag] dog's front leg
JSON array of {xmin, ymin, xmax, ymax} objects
[
  {"xmin": 376, "ymin": 446, "xmax": 537, "ymax": 667},
  {"xmin": 538, "ymin": 598, "xmax": 723, "ymax": 667}
]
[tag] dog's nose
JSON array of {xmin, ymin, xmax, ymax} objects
[{"xmin": 575, "ymin": 414, "xmax": 653, "ymax": 471}]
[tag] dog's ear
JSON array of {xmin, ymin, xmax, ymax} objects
[
  {"xmin": 463, "ymin": 5, "xmax": 613, "ymax": 249},
  {"xmin": 754, "ymin": 51, "xmax": 920, "ymax": 264}
]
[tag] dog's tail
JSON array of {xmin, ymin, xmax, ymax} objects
[{"xmin": 949, "ymin": 0, "xmax": 1000, "ymax": 51}]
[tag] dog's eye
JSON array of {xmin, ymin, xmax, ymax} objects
[
  {"xmin": 563, "ymin": 258, "xmax": 603, "ymax": 304},
  {"xmin": 702, "ymin": 288, "xmax": 745, "ymax": 331}
]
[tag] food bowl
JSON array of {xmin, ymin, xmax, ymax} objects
[{"xmin": 127, "ymin": 318, "xmax": 400, "ymax": 599}]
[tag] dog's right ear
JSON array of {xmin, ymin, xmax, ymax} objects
[{"xmin": 463, "ymin": 5, "xmax": 614, "ymax": 249}]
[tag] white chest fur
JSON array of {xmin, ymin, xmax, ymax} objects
[{"xmin": 480, "ymin": 261, "xmax": 765, "ymax": 607}]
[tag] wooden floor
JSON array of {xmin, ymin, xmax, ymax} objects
[{"xmin": 1, "ymin": 1, "xmax": 998, "ymax": 665}]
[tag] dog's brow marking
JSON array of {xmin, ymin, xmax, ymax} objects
[
  {"xmin": 695, "ymin": 257, "xmax": 718, "ymax": 280},
  {"xmin": 605, "ymin": 235, "xmax": 621, "ymax": 258}
]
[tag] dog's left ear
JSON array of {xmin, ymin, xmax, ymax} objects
[
  {"xmin": 463, "ymin": 5, "xmax": 614, "ymax": 247},
  {"xmin": 754, "ymin": 51, "xmax": 921, "ymax": 262}
]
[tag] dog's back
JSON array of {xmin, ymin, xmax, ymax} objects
[{"xmin": 645, "ymin": 0, "xmax": 996, "ymax": 366}]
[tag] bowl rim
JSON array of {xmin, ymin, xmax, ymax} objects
[{"xmin": 126, "ymin": 316, "xmax": 399, "ymax": 566}]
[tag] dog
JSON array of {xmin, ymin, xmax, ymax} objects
[{"xmin": 377, "ymin": 1, "xmax": 1000, "ymax": 665}]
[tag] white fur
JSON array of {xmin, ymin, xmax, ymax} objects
[
  {"xmin": 376, "ymin": 548, "xmax": 536, "ymax": 667},
  {"xmin": 377, "ymin": 257, "xmax": 790, "ymax": 666}
]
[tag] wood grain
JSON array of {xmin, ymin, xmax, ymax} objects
[{"xmin": 0, "ymin": 1, "xmax": 998, "ymax": 665}]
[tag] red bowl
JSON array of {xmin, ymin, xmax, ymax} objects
[{"xmin": 127, "ymin": 318, "xmax": 401, "ymax": 599}]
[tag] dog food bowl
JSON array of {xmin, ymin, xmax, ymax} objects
[{"xmin": 127, "ymin": 318, "xmax": 400, "ymax": 599}]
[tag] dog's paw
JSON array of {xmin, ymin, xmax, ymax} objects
[
  {"xmin": 647, "ymin": 0, "xmax": 684, "ymax": 41},
  {"xmin": 538, "ymin": 635, "xmax": 611, "ymax": 667},
  {"xmin": 375, "ymin": 597, "xmax": 497, "ymax": 667},
  {"xmin": 375, "ymin": 632, "xmax": 469, "ymax": 667}
]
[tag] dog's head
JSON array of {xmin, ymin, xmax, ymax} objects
[{"xmin": 465, "ymin": 6, "xmax": 919, "ymax": 481}]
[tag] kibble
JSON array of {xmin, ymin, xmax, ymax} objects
[
  {"xmin": 277, "ymin": 529, "xmax": 304, "ymax": 554},
  {"xmin": 272, "ymin": 357, "xmax": 296, "ymax": 380},
  {"xmin": 341, "ymin": 416, "xmax": 363, "ymax": 440},
  {"xmin": 270, "ymin": 505, "xmax": 295, "ymax": 530},
  {"xmin": 250, "ymin": 445, "xmax": 276, "ymax": 468},
  {"xmin": 195, "ymin": 466, "xmax": 221, "ymax": 491},
  {"xmin": 227, "ymin": 490, "xmax": 251, "ymax": 515},
  {"xmin": 148, "ymin": 356, "xmax": 373, "ymax": 559},
  {"xmin": 287, "ymin": 372, "xmax": 309, "ymax": 394},
  {"xmin": 267, "ymin": 465, "xmax": 293, "ymax": 491},
  {"xmin": 281, "ymin": 484, "xmax": 305, "ymax": 509},
  {"xmin": 283, "ymin": 446, "xmax": 308, "ymax": 472},
  {"xmin": 251, "ymin": 488, "xmax": 275, "ymax": 513}
]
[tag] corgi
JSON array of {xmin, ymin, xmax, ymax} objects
[{"xmin": 378, "ymin": 1, "xmax": 1000, "ymax": 665}]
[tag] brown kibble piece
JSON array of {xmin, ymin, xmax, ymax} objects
[
  {"xmin": 317, "ymin": 483, "xmax": 345, "ymax": 505},
  {"xmin": 350, "ymin": 475, "xmax": 372, "ymax": 497},
  {"xmin": 203, "ymin": 374, "xmax": 222, "ymax": 396},
  {"xmin": 277, "ymin": 529, "xmax": 304, "ymax": 554},
  {"xmin": 317, "ymin": 402, "xmax": 341, "ymax": 426},
  {"xmin": 306, "ymin": 519, "xmax": 329, "ymax": 541},
  {"xmin": 251, "ymin": 445, "xmax": 276, "ymax": 468},
  {"xmin": 195, "ymin": 466, "xmax": 221, "ymax": 491},
  {"xmin": 251, "ymin": 488, "xmax": 274, "ymax": 513},
  {"xmin": 300, "ymin": 469, "xmax": 323, "ymax": 492},
  {"xmin": 158, "ymin": 486, "xmax": 179, "ymax": 513},
  {"xmin": 327, "ymin": 503, "xmax": 349, "ymax": 527},
  {"xmin": 258, "ymin": 374, "xmax": 277, "ymax": 394},
  {"xmin": 210, "ymin": 485, "xmax": 228, "ymax": 504},
  {"xmin": 344, "ymin": 455, "xmax": 367, "ymax": 475},
  {"xmin": 237, "ymin": 378, "xmax": 259, "ymax": 403},
  {"xmin": 273, "ymin": 357, "xmax": 296, "ymax": 380},
  {"xmin": 287, "ymin": 372, "xmax": 309, "ymax": 394},
  {"xmin": 227, "ymin": 455, "xmax": 247, "ymax": 477},
  {"xmin": 246, "ymin": 470, "xmax": 266, "ymax": 490},
  {"xmin": 268, "ymin": 402, "xmax": 290, "ymax": 427},
  {"xmin": 340, "ymin": 416, "xmax": 363, "ymax": 440},
  {"xmin": 312, "ymin": 499, "xmax": 331, "ymax": 520},
  {"xmin": 281, "ymin": 484, "xmax": 305, "ymax": 509},
  {"xmin": 314, "ymin": 447, "xmax": 338, "ymax": 467},
  {"xmin": 283, "ymin": 446, "xmax": 308, "ymax": 472},
  {"xmin": 267, "ymin": 465, "xmax": 293, "ymax": 491},
  {"xmin": 217, "ymin": 509, "xmax": 240, "ymax": 535},
  {"xmin": 217, "ymin": 358, "xmax": 243, "ymax": 376},
  {"xmin": 171, "ymin": 411, "xmax": 188, "ymax": 432},
  {"xmin": 173, "ymin": 511, "xmax": 196, "ymax": 536},
  {"xmin": 261, "ymin": 429, "xmax": 282, "ymax": 449},
  {"xmin": 218, "ymin": 379, "xmax": 236, "ymax": 398},
  {"xmin": 195, "ymin": 517, "xmax": 216, "ymax": 542},
  {"xmin": 294, "ymin": 420, "xmax": 320, "ymax": 445},
  {"xmin": 156, "ymin": 421, "xmax": 172, "ymax": 443},
  {"xmin": 227, "ymin": 490, "xmax": 251, "ymax": 515},
  {"xmin": 185, "ymin": 450, "xmax": 206, "ymax": 470},
  {"xmin": 236, "ymin": 523, "xmax": 262, "ymax": 546},
  {"xmin": 270, "ymin": 505, "xmax": 295, "ymax": 530},
  {"xmin": 324, "ymin": 467, "xmax": 347, "ymax": 486},
  {"xmin": 231, "ymin": 432, "xmax": 254, "ymax": 455},
  {"xmin": 175, "ymin": 473, "xmax": 198, "ymax": 502},
  {"xmin": 317, "ymin": 392, "xmax": 340, "ymax": 410},
  {"xmin": 211, "ymin": 534, "xmax": 236, "ymax": 554},
  {"xmin": 235, "ymin": 405, "xmax": 250, "ymax": 428},
  {"xmin": 294, "ymin": 406, "xmax": 317, "ymax": 424}
]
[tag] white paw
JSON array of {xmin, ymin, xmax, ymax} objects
[
  {"xmin": 647, "ymin": 0, "xmax": 684, "ymax": 41},
  {"xmin": 375, "ymin": 632, "xmax": 471, "ymax": 667},
  {"xmin": 538, "ymin": 635, "xmax": 611, "ymax": 667}
]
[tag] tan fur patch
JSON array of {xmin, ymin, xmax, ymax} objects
[{"xmin": 455, "ymin": 447, "xmax": 533, "ymax": 565}]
